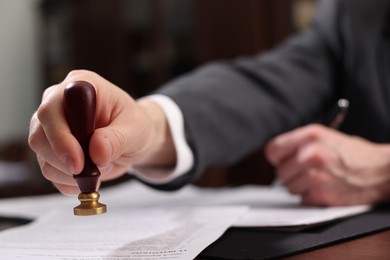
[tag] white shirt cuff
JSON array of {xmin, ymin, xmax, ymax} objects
[{"xmin": 130, "ymin": 94, "xmax": 194, "ymax": 185}]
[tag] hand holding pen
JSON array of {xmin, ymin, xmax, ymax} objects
[
  {"xmin": 263, "ymin": 98, "xmax": 390, "ymax": 206},
  {"xmin": 266, "ymin": 97, "xmax": 390, "ymax": 206},
  {"xmin": 270, "ymin": 99, "xmax": 349, "ymax": 186}
]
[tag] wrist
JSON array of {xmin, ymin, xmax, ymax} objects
[
  {"xmin": 368, "ymin": 144, "xmax": 390, "ymax": 203},
  {"xmin": 135, "ymin": 99, "xmax": 176, "ymax": 167},
  {"xmin": 378, "ymin": 144, "xmax": 390, "ymax": 181}
]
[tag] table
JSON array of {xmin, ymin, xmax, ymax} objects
[
  {"xmin": 196, "ymin": 229, "xmax": 390, "ymax": 259},
  {"xmin": 286, "ymin": 229, "xmax": 390, "ymax": 259}
]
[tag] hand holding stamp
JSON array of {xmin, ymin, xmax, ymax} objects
[{"xmin": 63, "ymin": 81, "xmax": 107, "ymax": 216}]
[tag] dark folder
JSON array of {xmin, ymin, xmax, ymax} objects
[{"xmin": 199, "ymin": 206, "xmax": 390, "ymax": 259}]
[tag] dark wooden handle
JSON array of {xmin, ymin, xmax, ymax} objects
[{"xmin": 63, "ymin": 81, "xmax": 100, "ymax": 193}]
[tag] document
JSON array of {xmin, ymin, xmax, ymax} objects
[
  {"xmin": 196, "ymin": 185, "xmax": 370, "ymax": 228},
  {"xmin": 0, "ymin": 181, "xmax": 371, "ymax": 258},
  {"xmin": 0, "ymin": 181, "xmax": 370, "ymax": 228},
  {"xmin": 0, "ymin": 205, "xmax": 247, "ymax": 259}
]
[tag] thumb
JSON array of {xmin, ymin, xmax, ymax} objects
[
  {"xmin": 89, "ymin": 119, "xmax": 153, "ymax": 167},
  {"xmin": 89, "ymin": 126, "xmax": 133, "ymax": 166}
]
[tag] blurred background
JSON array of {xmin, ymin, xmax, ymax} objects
[{"xmin": 0, "ymin": 0, "xmax": 316, "ymax": 197}]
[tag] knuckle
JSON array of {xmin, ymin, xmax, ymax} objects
[
  {"xmin": 299, "ymin": 145, "xmax": 328, "ymax": 167},
  {"xmin": 66, "ymin": 69, "xmax": 88, "ymax": 78},
  {"xmin": 111, "ymin": 130, "xmax": 129, "ymax": 157},
  {"xmin": 114, "ymin": 130, "xmax": 127, "ymax": 146},
  {"xmin": 28, "ymin": 117, "xmax": 41, "ymax": 151},
  {"xmin": 65, "ymin": 69, "xmax": 97, "ymax": 82},
  {"xmin": 310, "ymin": 150, "xmax": 327, "ymax": 165},
  {"xmin": 36, "ymin": 102, "xmax": 51, "ymax": 125},
  {"xmin": 40, "ymin": 161, "xmax": 52, "ymax": 179},
  {"xmin": 305, "ymin": 124, "xmax": 325, "ymax": 140},
  {"xmin": 28, "ymin": 130, "xmax": 41, "ymax": 152},
  {"xmin": 42, "ymin": 86, "xmax": 52, "ymax": 99}
]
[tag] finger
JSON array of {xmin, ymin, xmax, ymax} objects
[
  {"xmin": 303, "ymin": 179, "xmax": 375, "ymax": 206},
  {"xmin": 62, "ymin": 70, "xmax": 100, "ymax": 90},
  {"xmin": 275, "ymin": 156, "xmax": 301, "ymax": 184},
  {"xmin": 284, "ymin": 146, "xmax": 340, "ymax": 197},
  {"xmin": 266, "ymin": 124, "xmax": 326, "ymax": 165},
  {"xmin": 275, "ymin": 142, "xmax": 330, "ymax": 183},
  {"xmin": 38, "ymin": 156, "xmax": 78, "ymax": 186},
  {"xmin": 285, "ymin": 172, "xmax": 310, "ymax": 195},
  {"xmin": 286, "ymin": 168, "xmax": 324, "ymax": 195},
  {"xmin": 36, "ymin": 85, "xmax": 84, "ymax": 174},
  {"xmin": 30, "ymin": 122, "xmax": 77, "ymax": 176},
  {"xmin": 301, "ymin": 188, "xmax": 341, "ymax": 206},
  {"xmin": 299, "ymin": 173, "xmax": 343, "ymax": 206},
  {"xmin": 42, "ymin": 84, "xmax": 56, "ymax": 101},
  {"xmin": 52, "ymin": 182, "xmax": 80, "ymax": 196}
]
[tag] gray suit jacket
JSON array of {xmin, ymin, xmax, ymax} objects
[{"xmin": 142, "ymin": 0, "xmax": 390, "ymax": 190}]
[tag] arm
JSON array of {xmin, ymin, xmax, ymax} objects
[{"xmin": 155, "ymin": 0, "xmax": 344, "ymax": 182}]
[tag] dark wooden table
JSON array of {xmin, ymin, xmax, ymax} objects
[{"xmin": 286, "ymin": 229, "xmax": 390, "ymax": 259}]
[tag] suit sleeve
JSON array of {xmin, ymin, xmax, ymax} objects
[{"xmin": 150, "ymin": 0, "xmax": 345, "ymax": 190}]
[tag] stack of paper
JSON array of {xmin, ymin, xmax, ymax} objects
[{"xmin": 0, "ymin": 181, "xmax": 370, "ymax": 259}]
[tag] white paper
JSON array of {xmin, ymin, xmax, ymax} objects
[
  {"xmin": 0, "ymin": 205, "xmax": 247, "ymax": 259},
  {"xmin": 0, "ymin": 181, "xmax": 371, "ymax": 227},
  {"xmin": 234, "ymin": 204, "xmax": 370, "ymax": 227},
  {"xmin": 187, "ymin": 185, "xmax": 370, "ymax": 227}
]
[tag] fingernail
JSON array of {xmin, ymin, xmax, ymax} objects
[{"xmin": 63, "ymin": 155, "xmax": 76, "ymax": 174}]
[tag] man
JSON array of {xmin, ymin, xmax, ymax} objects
[{"xmin": 29, "ymin": 0, "xmax": 390, "ymax": 206}]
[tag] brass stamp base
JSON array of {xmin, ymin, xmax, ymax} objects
[{"xmin": 74, "ymin": 191, "xmax": 107, "ymax": 216}]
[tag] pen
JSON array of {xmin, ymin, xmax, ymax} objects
[{"xmin": 320, "ymin": 98, "xmax": 349, "ymax": 129}]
